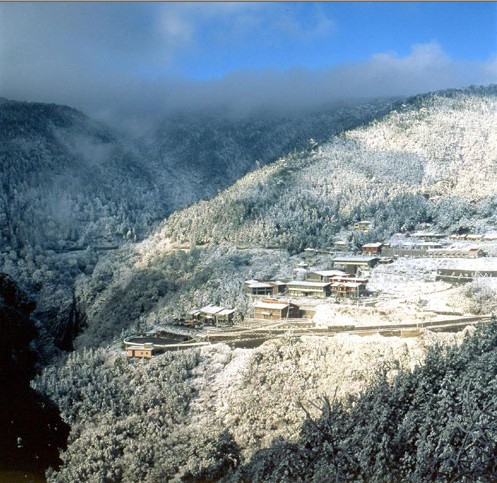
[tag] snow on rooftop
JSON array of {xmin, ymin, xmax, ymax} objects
[
  {"xmin": 253, "ymin": 301, "xmax": 289, "ymax": 310},
  {"xmin": 288, "ymin": 280, "xmax": 331, "ymax": 287},
  {"xmin": 217, "ymin": 308, "xmax": 236, "ymax": 316},
  {"xmin": 311, "ymin": 270, "xmax": 348, "ymax": 277},
  {"xmin": 331, "ymin": 281, "xmax": 365, "ymax": 288},
  {"xmin": 333, "ymin": 256, "xmax": 379, "ymax": 263},
  {"xmin": 411, "ymin": 231, "xmax": 445, "ymax": 237},
  {"xmin": 247, "ymin": 282, "xmax": 273, "ymax": 288},
  {"xmin": 200, "ymin": 305, "xmax": 226, "ymax": 314}
]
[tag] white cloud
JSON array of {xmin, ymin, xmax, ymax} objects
[
  {"xmin": 482, "ymin": 55, "xmax": 497, "ymax": 83},
  {"xmin": 0, "ymin": 2, "xmax": 495, "ymax": 128},
  {"xmin": 372, "ymin": 41, "xmax": 449, "ymax": 68},
  {"xmin": 275, "ymin": 5, "xmax": 335, "ymax": 41}
]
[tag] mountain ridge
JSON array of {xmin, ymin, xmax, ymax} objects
[
  {"xmin": 0, "ymin": 94, "xmax": 400, "ymax": 347},
  {"xmin": 73, "ymin": 85, "xmax": 497, "ymax": 347}
]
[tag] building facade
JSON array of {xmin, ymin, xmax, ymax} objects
[
  {"xmin": 332, "ymin": 256, "xmax": 379, "ymax": 275},
  {"xmin": 190, "ymin": 305, "xmax": 236, "ymax": 326},
  {"xmin": 331, "ymin": 280, "xmax": 367, "ymax": 299},
  {"xmin": 253, "ymin": 299, "xmax": 300, "ymax": 320},
  {"xmin": 287, "ymin": 281, "xmax": 331, "ymax": 298}
]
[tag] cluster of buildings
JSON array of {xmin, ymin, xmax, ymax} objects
[
  {"xmin": 252, "ymin": 299, "xmax": 300, "ymax": 321},
  {"xmin": 450, "ymin": 233, "xmax": 497, "ymax": 241},
  {"xmin": 127, "ymin": 220, "xmax": 497, "ymax": 358},
  {"xmin": 244, "ymin": 255, "xmax": 382, "ymax": 321},
  {"xmin": 241, "ymin": 224, "xmax": 497, "ymax": 322}
]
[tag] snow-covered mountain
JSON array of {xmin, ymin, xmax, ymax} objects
[
  {"xmin": 12, "ymin": 84, "xmax": 497, "ymax": 481},
  {"xmin": 74, "ymin": 85, "xmax": 497, "ymax": 347},
  {"xmin": 145, "ymin": 101, "xmax": 397, "ymax": 208},
  {"xmin": 1, "ymin": 97, "xmax": 393, "ymax": 345},
  {"xmin": 0, "ymin": 98, "xmax": 171, "ymax": 345},
  {"xmin": 2, "ymin": 85, "xmax": 496, "ymax": 348},
  {"xmin": 158, "ymin": 85, "xmax": 497, "ymax": 251}
]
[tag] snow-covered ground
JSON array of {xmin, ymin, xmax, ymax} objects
[
  {"xmin": 312, "ymin": 256, "xmax": 497, "ymax": 327},
  {"xmin": 183, "ymin": 330, "xmax": 465, "ymax": 460}
]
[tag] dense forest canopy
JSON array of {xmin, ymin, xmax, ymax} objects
[{"xmin": 234, "ymin": 320, "xmax": 497, "ymax": 482}]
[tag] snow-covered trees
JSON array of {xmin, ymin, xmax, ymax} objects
[
  {"xmin": 235, "ymin": 320, "xmax": 497, "ymax": 482},
  {"xmin": 34, "ymin": 331, "xmax": 458, "ymax": 482},
  {"xmin": 35, "ymin": 348, "xmax": 201, "ymax": 482},
  {"xmin": 449, "ymin": 279, "xmax": 497, "ymax": 315},
  {"xmin": 10, "ymin": 85, "xmax": 497, "ymax": 479},
  {"xmin": 74, "ymin": 86, "xmax": 497, "ymax": 344},
  {"xmin": 158, "ymin": 87, "xmax": 497, "ymax": 252},
  {"xmin": 0, "ymin": 95, "xmax": 397, "ymax": 348}
]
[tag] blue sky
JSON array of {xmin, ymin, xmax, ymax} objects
[
  {"xmin": 1, "ymin": 2, "xmax": 496, "ymax": 121},
  {"xmin": 173, "ymin": 2, "xmax": 497, "ymax": 80}
]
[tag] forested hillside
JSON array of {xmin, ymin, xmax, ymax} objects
[
  {"xmin": 233, "ymin": 321, "xmax": 497, "ymax": 482},
  {"xmin": 0, "ymin": 98, "xmax": 164, "ymax": 252},
  {"xmin": 159, "ymin": 85, "xmax": 497, "ymax": 250},
  {"xmin": 0, "ymin": 98, "xmax": 168, "ymax": 346},
  {"xmin": 1, "ymin": 97, "xmax": 392, "ymax": 347},
  {"xmin": 147, "ymin": 100, "xmax": 397, "ymax": 208},
  {"xmin": 76, "ymin": 85, "xmax": 497, "ymax": 347},
  {"xmin": 34, "ymin": 331, "xmax": 458, "ymax": 482},
  {"xmin": 21, "ymin": 85, "xmax": 497, "ymax": 481}
]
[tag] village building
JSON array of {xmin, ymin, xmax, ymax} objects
[
  {"xmin": 253, "ymin": 299, "xmax": 300, "ymax": 320},
  {"xmin": 330, "ymin": 275, "xmax": 368, "ymax": 284},
  {"xmin": 244, "ymin": 280, "xmax": 287, "ymax": 296},
  {"xmin": 483, "ymin": 233, "xmax": 497, "ymax": 241},
  {"xmin": 334, "ymin": 240, "xmax": 348, "ymax": 251},
  {"xmin": 331, "ymin": 280, "xmax": 367, "ymax": 299},
  {"xmin": 306, "ymin": 270, "xmax": 349, "ymax": 283},
  {"xmin": 466, "ymin": 234, "xmax": 484, "ymax": 241},
  {"xmin": 354, "ymin": 221, "xmax": 372, "ymax": 232},
  {"xmin": 411, "ymin": 231, "xmax": 446, "ymax": 240},
  {"xmin": 190, "ymin": 305, "xmax": 236, "ymax": 326},
  {"xmin": 417, "ymin": 242, "xmax": 444, "ymax": 250},
  {"xmin": 332, "ymin": 256, "xmax": 380, "ymax": 275},
  {"xmin": 124, "ymin": 337, "xmax": 175, "ymax": 359},
  {"xmin": 126, "ymin": 343, "xmax": 157, "ymax": 359},
  {"xmin": 271, "ymin": 281, "xmax": 288, "ymax": 294},
  {"xmin": 382, "ymin": 246, "xmax": 482, "ymax": 259},
  {"xmin": 244, "ymin": 280, "xmax": 273, "ymax": 296},
  {"xmin": 428, "ymin": 247, "xmax": 483, "ymax": 258},
  {"xmin": 362, "ymin": 242, "xmax": 384, "ymax": 255},
  {"xmin": 287, "ymin": 280, "xmax": 332, "ymax": 298},
  {"xmin": 436, "ymin": 268, "xmax": 497, "ymax": 284}
]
